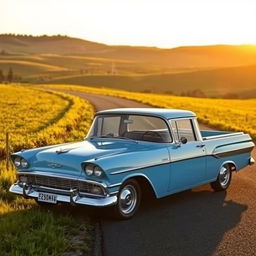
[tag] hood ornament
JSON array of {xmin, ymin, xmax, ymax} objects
[
  {"xmin": 56, "ymin": 148, "xmax": 71, "ymax": 154},
  {"xmin": 48, "ymin": 163, "xmax": 62, "ymax": 168}
]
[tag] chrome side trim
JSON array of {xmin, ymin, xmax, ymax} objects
[
  {"xmin": 203, "ymin": 132, "xmax": 244, "ymax": 140},
  {"xmin": 109, "ymin": 191, "xmax": 119, "ymax": 195},
  {"xmin": 213, "ymin": 146, "xmax": 254, "ymax": 158},
  {"xmin": 110, "ymin": 146, "xmax": 253, "ymax": 175},
  {"xmin": 110, "ymin": 161, "xmax": 170, "ymax": 175},
  {"xmin": 107, "ymin": 183, "xmax": 122, "ymax": 188},
  {"xmin": 110, "ymin": 154, "xmax": 214, "ymax": 175}
]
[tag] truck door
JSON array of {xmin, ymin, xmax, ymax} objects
[{"xmin": 167, "ymin": 118, "xmax": 207, "ymax": 192}]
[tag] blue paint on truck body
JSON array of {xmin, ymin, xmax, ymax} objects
[{"xmin": 10, "ymin": 108, "xmax": 255, "ymax": 207}]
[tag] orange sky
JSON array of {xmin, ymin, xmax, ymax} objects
[{"xmin": 1, "ymin": 0, "xmax": 256, "ymax": 48}]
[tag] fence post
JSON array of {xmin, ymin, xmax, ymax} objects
[{"xmin": 6, "ymin": 132, "xmax": 9, "ymax": 171}]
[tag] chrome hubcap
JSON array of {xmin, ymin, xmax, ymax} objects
[
  {"xmin": 119, "ymin": 185, "xmax": 137, "ymax": 214},
  {"xmin": 219, "ymin": 167, "xmax": 230, "ymax": 187}
]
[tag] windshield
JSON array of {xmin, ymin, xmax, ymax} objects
[{"xmin": 87, "ymin": 114, "xmax": 172, "ymax": 143}]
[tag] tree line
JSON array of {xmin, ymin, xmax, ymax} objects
[
  {"xmin": 0, "ymin": 68, "xmax": 18, "ymax": 83},
  {"xmin": 0, "ymin": 34, "xmax": 68, "ymax": 42}
]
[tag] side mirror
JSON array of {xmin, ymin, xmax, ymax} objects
[{"xmin": 180, "ymin": 137, "xmax": 188, "ymax": 144}]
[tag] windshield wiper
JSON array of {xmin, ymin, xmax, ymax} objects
[
  {"xmin": 89, "ymin": 136, "xmax": 137, "ymax": 142},
  {"xmin": 114, "ymin": 136, "xmax": 139, "ymax": 143},
  {"xmin": 89, "ymin": 135, "xmax": 112, "ymax": 140},
  {"xmin": 115, "ymin": 136, "xmax": 134, "ymax": 140}
]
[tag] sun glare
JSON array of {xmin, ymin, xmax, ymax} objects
[{"xmin": 1, "ymin": 0, "xmax": 256, "ymax": 47}]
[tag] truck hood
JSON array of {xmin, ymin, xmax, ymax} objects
[{"xmin": 18, "ymin": 139, "xmax": 168, "ymax": 177}]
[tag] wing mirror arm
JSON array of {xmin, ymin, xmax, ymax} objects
[
  {"xmin": 180, "ymin": 137, "xmax": 188, "ymax": 144},
  {"xmin": 174, "ymin": 137, "xmax": 187, "ymax": 147}
]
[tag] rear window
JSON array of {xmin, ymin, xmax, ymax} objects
[{"xmin": 170, "ymin": 119, "xmax": 196, "ymax": 142}]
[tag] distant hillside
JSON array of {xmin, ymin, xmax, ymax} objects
[
  {"xmin": 0, "ymin": 34, "xmax": 109, "ymax": 55},
  {"xmin": 1, "ymin": 34, "xmax": 256, "ymax": 98},
  {"xmin": 50, "ymin": 65, "xmax": 256, "ymax": 98},
  {"xmin": 1, "ymin": 34, "xmax": 256, "ymax": 68}
]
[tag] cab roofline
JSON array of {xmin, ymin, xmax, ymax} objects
[{"xmin": 96, "ymin": 108, "xmax": 196, "ymax": 120}]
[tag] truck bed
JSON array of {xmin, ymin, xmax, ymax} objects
[
  {"xmin": 200, "ymin": 130, "xmax": 254, "ymax": 168},
  {"xmin": 201, "ymin": 130, "xmax": 244, "ymax": 140}
]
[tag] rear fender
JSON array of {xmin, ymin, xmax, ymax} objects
[{"xmin": 219, "ymin": 160, "xmax": 237, "ymax": 173}]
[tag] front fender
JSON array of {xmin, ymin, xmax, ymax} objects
[
  {"xmin": 106, "ymin": 162, "xmax": 171, "ymax": 198},
  {"xmin": 119, "ymin": 173, "xmax": 157, "ymax": 197}
]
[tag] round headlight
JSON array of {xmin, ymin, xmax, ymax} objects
[
  {"xmin": 21, "ymin": 158, "xmax": 29, "ymax": 168},
  {"xmin": 94, "ymin": 166, "xmax": 103, "ymax": 177},
  {"xmin": 14, "ymin": 157, "xmax": 21, "ymax": 167},
  {"xmin": 85, "ymin": 164, "xmax": 94, "ymax": 176}
]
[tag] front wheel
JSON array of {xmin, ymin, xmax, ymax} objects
[
  {"xmin": 113, "ymin": 179, "xmax": 141, "ymax": 220},
  {"xmin": 211, "ymin": 164, "xmax": 232, "ymax": 191}
]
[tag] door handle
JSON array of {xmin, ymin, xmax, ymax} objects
[{"xmin": 196, "ymin": 144, "xmax": 205, "ymax": 148}]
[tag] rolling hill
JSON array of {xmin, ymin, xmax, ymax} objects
[
  {"xmin": 2, "ymin": 34, "xmax": 256, "ymax": 68},
  {"xmin": 49, "ymin": 64, "xmax": 256, "ymax": 98},
  {"xmin": 1, "ymin": 34, "xmax": 256, "ymax": 97}
]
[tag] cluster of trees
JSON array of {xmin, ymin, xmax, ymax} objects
[
  {"xmin": 0, "ymin": 33, "xmax": 68, "ymax": 42},
  {"xmin": 0, "ymin": 68, "xmax": 18, "ymax": 83}
]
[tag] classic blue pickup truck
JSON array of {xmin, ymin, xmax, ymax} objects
[{"xmin": 10, "ymin": 108, "xmax": 255, "ymax": 219}]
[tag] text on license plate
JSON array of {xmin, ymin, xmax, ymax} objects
[{"xmin": 38, "ymin": 192, "xmax": 57, "ymax": 204}]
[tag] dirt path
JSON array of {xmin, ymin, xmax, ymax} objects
[{"xmin": 68, "ymin": 90, "xmax": 256, "ymax": 256}]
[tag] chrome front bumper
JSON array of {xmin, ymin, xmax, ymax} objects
[{"xmin": 9, "ymin": 183, "xmax": 117, "ymax": 207}]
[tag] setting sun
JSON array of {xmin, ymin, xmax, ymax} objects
[{"xmin": 1, "ymin": 0, "xmax": 256, "ymax": 47}]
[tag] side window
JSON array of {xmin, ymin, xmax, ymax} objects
[
  {"xmin": 97, "ymin": 116, "xmax": 121, "ymax": 137},
  {"xmin": 171, "ymin": 119, "xmax": 196, "ymax": 142}
]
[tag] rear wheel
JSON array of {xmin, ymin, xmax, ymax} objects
[
  {"xmin": 113, "ymin": 179, "xmax": 141, "ymax": 220},
  {"xmin": 211, "ymin": 164, "xmax": 232, "ymax": 191}
]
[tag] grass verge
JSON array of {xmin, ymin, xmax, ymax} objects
[
  {"xmin": 0, "ymin": 85, "xmax": 95, "ymax": 256},
  {"xmin": 0, "ymin": 161, "xmax": 93, "ymax": 256}
]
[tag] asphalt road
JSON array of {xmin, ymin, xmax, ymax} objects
[{"xmin": 69, "ymin": 91, "xmax": 256, "ymax": 256}]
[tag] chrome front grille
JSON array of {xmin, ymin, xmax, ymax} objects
[{"xmin": 18, "ymin": 174, "xmax": 99, "ymax": 194}]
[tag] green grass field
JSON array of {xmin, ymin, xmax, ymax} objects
[{"xmin": 0, "ymin": 85, "xmax": 94, "ymax": 256}]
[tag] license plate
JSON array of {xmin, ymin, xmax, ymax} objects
[{"xmin": 38, "ymin": 192, "xmax": 57, "ymax": 204}]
